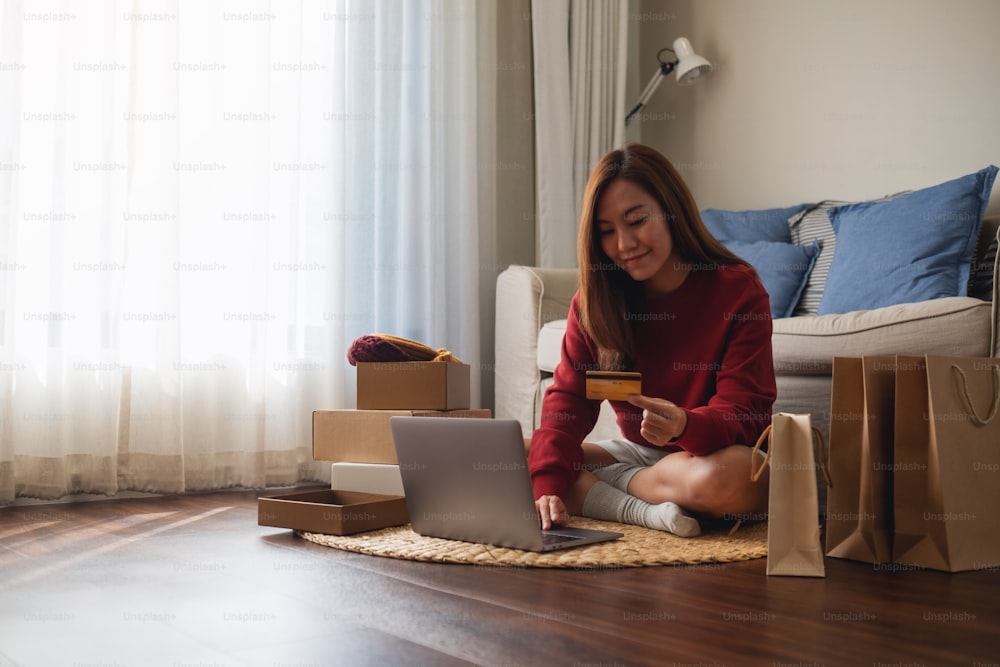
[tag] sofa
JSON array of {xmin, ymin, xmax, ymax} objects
[{"xmin": 494, "ymin": 168, "xmax": 999, "ymax": 449}]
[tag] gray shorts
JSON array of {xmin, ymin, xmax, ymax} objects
[
  {"xmin": 592, "ymin": 438, "xmax": 672, "ymax": 467},
  {"xmin": 594, "ymin": 438, "xmax": 766, "ymax": 465}
]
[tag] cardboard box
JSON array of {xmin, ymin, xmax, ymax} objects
[
  {"xmin": 313, "ymin": 408, "xmax": 491, "ymax": 463},
  {"xmin": 331, "ymin": 462, "xmax": 404, "ymax": 495},
  {"xmin": 257, "ymin": 489, "xmax": 408, "ymax": 535},
  {"xmin": 356, "ymin": 361, "xmax": 470, "ymax": 410}
]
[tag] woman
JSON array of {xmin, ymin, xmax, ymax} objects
[{"xmin": 529, "ymin": 144, "xmax": 776, "ymax": 537}]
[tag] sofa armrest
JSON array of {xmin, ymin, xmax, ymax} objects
[{"xmin": 495, "ymin": 265, "xmax": 579, "ymax": 437}]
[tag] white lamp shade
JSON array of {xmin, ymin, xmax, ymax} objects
[{"xmin": 672, "ymin": 37, "xmax": 712, "ymax": 85}]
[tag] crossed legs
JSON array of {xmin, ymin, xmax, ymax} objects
[{"xmin": 565, "ymin": 442, "xmax": 768, "ymax": 521}]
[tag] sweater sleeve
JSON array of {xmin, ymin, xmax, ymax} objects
[
  {"xmin": 527, "ymin": 296, "xmax": 602, "ymax": 500},
  {"xmin": 673, "ymin": 273, "xmax": 776, "ymax": 455}
]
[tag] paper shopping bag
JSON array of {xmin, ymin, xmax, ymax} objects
[
  {"xmin": 825, "ymin": 357, "xmax": 895, "ymax": 564},
  {"xmin": 893, "ymin": 356, "xmax": 937, "ymax": 568},
  {"xmin": 893, "ymin": 355, "xmax": 1000, "ymax": 572},
  {"xmin": 751, "ymin": 413, "xmax": 829, "ymax": 577}
]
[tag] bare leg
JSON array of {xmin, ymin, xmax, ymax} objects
[{"xmin": 626, "ymin": 445, "xmax": 768, "ymax": 520}]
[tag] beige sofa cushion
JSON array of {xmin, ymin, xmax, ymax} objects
[
  {"xmin": 536, "ymin": 297, "xmax": 992, "ymax": 379},
  {"xmin": 495, "ymin": 224, "xmax": 998, "ymax": 443},
  {"xmin": 772, "ymin": 296, "xmax": 992, "ymax": 375},
  {"xmin": 537, "ymin": 319, "xmax": 567, "ymax": 373}
]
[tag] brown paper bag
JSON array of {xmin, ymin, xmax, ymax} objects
[
  {"xmin": 825, "ymin": 357, "xmax": 895, "ymax": 564},
  {"xmin": 893, "ymin": 355, "xmax": 1000, "ymax": 572},
  {"xmin": 751, "ymin": 413, "xmax": 829, "ymax": 577}
]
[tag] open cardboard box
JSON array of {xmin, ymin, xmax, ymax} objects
[{"xmin": 258, "ymin": 489, "xmax": 408, "ymax": 535}]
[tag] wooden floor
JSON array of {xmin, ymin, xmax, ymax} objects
[{"xmin": 1, "ymin": 488, "xmax": 998, "ymax": 667}]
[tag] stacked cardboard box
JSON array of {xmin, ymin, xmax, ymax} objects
[
  {"xmin": 319, "ymin": 362, "xmax": 490, "ymax": 494},
  {"xmin": 259, "ymin": 360, "xmax": 489, "ymax": 535}
]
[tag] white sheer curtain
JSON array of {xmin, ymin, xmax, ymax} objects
[
  {"xmin": 0, "ymin": 0, "xmax": 489, "ymax": 504},
  {"xmin": 531, "ymin": 0, "xmax": 627, "ymax": 268}
]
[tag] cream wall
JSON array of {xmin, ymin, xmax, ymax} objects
[{"xmin": 636, "ymin": 0, "xmax": 1000, "ymax": 214}]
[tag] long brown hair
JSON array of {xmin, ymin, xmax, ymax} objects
[{"xmin": 577, "ymin": 144, "xmax": 748, "ymax": 370}]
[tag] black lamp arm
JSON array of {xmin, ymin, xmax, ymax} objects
[{"xmin": 625, "ymin": 48, "xmax": 679, "ymax": 125}]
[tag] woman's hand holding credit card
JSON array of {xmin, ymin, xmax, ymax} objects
[{"xmin": 585, "ymin": 371, "xmax": 642, "ymax": 401}]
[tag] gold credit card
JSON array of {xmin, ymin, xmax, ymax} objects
[{"xmin": 585, "ymin": 371, "xmax": 642, "ymax": 401}]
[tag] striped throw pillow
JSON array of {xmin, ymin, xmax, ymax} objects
[
  {"xmin": 787, "ymin": 201, "xmax": 847, "ymax": 316},
  {"xmin": 968, "ymin": 235, "xmax": 998, "ymax": 301}
]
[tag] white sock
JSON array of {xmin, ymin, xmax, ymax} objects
[
  {"xmin": 581, "ymin": 481, "xmax": 701, "ymax": 538},
  {"xmin": 593, "ymin": 462, "xmax": 645, "ymax": 493}
]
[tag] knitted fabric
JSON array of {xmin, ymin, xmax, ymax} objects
[{"xmin": 346, "ymin": 333, "xmax": 462, "ymax": 366}]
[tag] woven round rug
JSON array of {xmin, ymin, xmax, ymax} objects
[{"xmin": 299, "ymin": 518, "xmax": 767, "ymax": 569}]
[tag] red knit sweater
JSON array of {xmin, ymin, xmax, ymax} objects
[{"xmin": 528, "ymin": 263, "xmax": 777, "ymax": 500}]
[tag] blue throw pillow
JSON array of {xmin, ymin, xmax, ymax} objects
[
  {"xmin": 701, "ymin": 204, "xmax": 813, "ymax": 243},
  {"xmin": 725, "ymin": 240, "xmax": 822, "ymax": 319},
  {"xmin": 818, "ymin": 166, "xmax": 999, "ymax": 316}
]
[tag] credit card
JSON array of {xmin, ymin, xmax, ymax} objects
[{"xmin": 585, "ymin": 371, "xmax": 642, "ymax": 401}]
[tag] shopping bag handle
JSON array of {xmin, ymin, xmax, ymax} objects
[
  {"xmin": 749, "ymin": 422, "xmax": 833, "ymax": 489},
  {"xmin": 750, "ymin": 425, "xmax": 772, "ymax": 482},
  {"xmin": 952, "ymin": 364, "xmax": 1000, "ymax": 426}
]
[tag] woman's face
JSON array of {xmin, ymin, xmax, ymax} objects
[{"xmin": 595, "ymin": 178, "xmax": 686, "ymax": 296}]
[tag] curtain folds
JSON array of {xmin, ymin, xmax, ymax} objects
[
  {"xmin": 531, "ymin": 0, "xmax": 628, "ymax": 268},
  {"xmin": 0, "ymin": 0, "xmax": 490, "ymax": 504}
]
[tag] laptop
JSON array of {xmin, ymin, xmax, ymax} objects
[{"xmin": 389, "ymin": 416, "xmax": 623, "ymax": 552}]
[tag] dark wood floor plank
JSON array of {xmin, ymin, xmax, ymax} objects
[
  {"xmin": 2, "ymin": 489, "xmax": 998, "ymax": 667},
  {"xmin": 318, "ymin": 547, "xmax": 1000, "ymax": 665}
]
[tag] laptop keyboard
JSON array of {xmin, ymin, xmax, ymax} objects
[{"xmin": 541, "ymin": 532, "xmax": 578, "ymax": 545}]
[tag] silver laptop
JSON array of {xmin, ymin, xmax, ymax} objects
[{"xmin": 389, "ymin": 416, "xmax": 623, "ymax": 552}]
